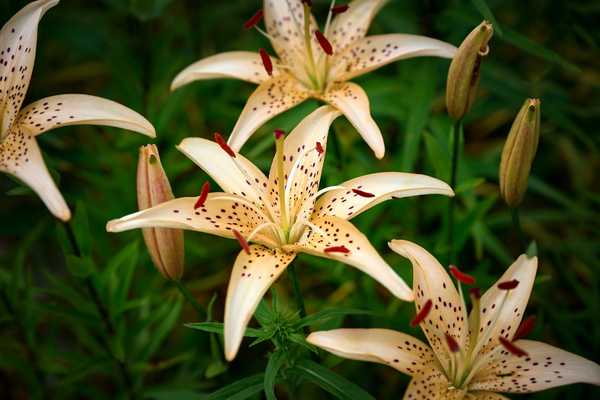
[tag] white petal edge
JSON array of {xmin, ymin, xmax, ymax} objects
[
  {"xmin": 171, "ymin": 51, "xmax": 281, "ymax": 90},
  {"xmin": 19, "ymin": 94, "xmax": 155, "ymax": 137}
]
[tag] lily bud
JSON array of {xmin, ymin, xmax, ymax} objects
[
  {"xmin": 499, "ymin": 99, "xmax": 541, "ymax": 207},
  {"xmin": 137, "ymin": 145, "xmax": 184, "ymax": 280},
  {"xmin": 446, "ymin": 21, "xmax": 493, "ymax": 120}
]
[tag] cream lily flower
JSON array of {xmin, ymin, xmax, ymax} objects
[
  {"xmin": 308, "ymin": 240, "xmax": 600, "ymax": 399},
  {"xmin": 106, "ymin": 106, "xmax": 454, "ymax": 360},
  {"xmin": 171, "ymin": 0, "xmax": 457, "ymax": 159},
  {"xmin": 0, "ymin": 0, "xmax": 155, "ymax": 221}
]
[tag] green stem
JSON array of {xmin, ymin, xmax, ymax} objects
[
  {"xmin": 447, "ymin": 119, "xmax": 462, "ymax": 265},
  {"xmin": 0, "ymin": 287, "xmax": 49, "ymax": 399},
  {"xmin": 173, "ymin": 279, "xmax": 206, "ymax": 318},
  {"xmin": 511, "ymin": 207, "xmax": 527, "ymax": 251},
  {"xmin": 63, "ymin": 221, "xmax": 135, "ymax": 398},
  {"xmin": 287, "ymin": 263, "xmax": 306, "ymax": 320}
]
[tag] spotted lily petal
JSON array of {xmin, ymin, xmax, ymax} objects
[
  {"xmin": 389, "ymin": 240, "xmax": 469, "ymax": 364},
  {"xmin": 171, "ymin": 51, "xmax": 281, "ymax": 90},
  {"xmin": 227, "ymin": 73, "xmax": 311, "ymax": 152},
  {"xmin": 307, "ymin": 328, "xmax": 436, "ymax": 376},
  {"xmin": 402, "ymin": 368, "xmax": 451, "ymax": 400},
  {"xmin": 224, "ymin": 244, "xmax": 295, "ymax": 360},
  {"xmin": 313, "ymin": 172, "xmax": 453, "ymax": 220},
  {"xmin": 18, "ymin": 94, "xmax": 155, "ymax": 137},
  {"xmin": 470, "ymin": 340, "xmax": 600, "ymax": 393},
  {"xmin": 106, "ymin": 194, "xmax": 276, "ymax": 247},
  {"xmin": 299, "ymin": 215, "xmax": 412, "ymax": 300},
  {"xmin": 327, "ymin": 0, "xmax": 388, "ymax": 53},
  {"xmin": 263, "ymin": 0, "xmax": 317, "ymax": 69},
  {"xmin": 177, "ymin": 137, "xmax": 270, "ymax": 208},
  {"xmin": 474, "ymin": 255, "xmax": 537, "ymax": 355},
  {"xmin": 267, "ymin": 105, "xmax": 341, "ymax": 222},
  {"xmin": 472, "ymin": 394, "xmax": 510, "ymax": 400},
  {"xmin": 0, "ymin": 0, "xmax": 58, "ymax": 139},
  {"xmin": 331, "ymin": 34, "xmax": 457, "ymax": 81},
  {"xmin": 320, "ymin": 82, "xmax": 384, "ymax": 159},
  {"xmin": 0, "ymin": 125, "xmax": 69, "ymax": 220}
]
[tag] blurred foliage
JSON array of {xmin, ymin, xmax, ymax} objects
[{"xmin": 1, "ymin": 0, "xmax": 599, "ymax": 399}]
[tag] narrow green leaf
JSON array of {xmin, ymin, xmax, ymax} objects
[
  {"xmin": 291, "ymin": 359, "xmax": 375, "ymax": 400},
  {"xmin": 185, "ymin": 322, "xmax": 263, "ymax": 338},
  {"xmin": 205, "ymin": 373, "xmax": 265, "ymax": 400},
  {"xmin": 264, "ymin": 350, "xmax": 287, "ymax": 400},
  {"xmin": 295, "ymin": 308, "xmax": 374, "ymax": 329},
  {"xmin": 72, "ymin": 201, "xmax": 92, "ymax": 257}
]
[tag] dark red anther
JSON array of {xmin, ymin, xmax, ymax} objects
[
  {"xmin": 331, "ymin": 4, "xmax": 349, "ymax": 15},
  {"xmin": 214, "ymin": 132, "xmax": 236, "ymax": 158},
  {"xmin": 324, "ymin": 245, "xmax": 350, "ymax": 254},
  {"xmin": 445, "ymin": 333, "xmax": 460, "ymax": 353},
  {"xmin": 469, "ymin": 287, "xmax": 481, "ymax": 299},
  {"xmin": 233, "ymin": 230, "xmax": 251, "ymax": 255},
  {"xmin": 315, "ymin": 141, "xmax": 324, "ymax": 155},
  {"xmin": 259, "ymin": 48, "xmax": 273, "ymax": 76},
  {"xmin": 274, "ymin": 129, "xmax": 285, "ymax": 140},
  {"xmin": 498, "ymin": 279, "xmax": 519, "ymax": 290},
  {"xmin": 499, "ymin": 337, "xmax": 528, "ymax": 357},
  {"xmin": 410, "ymin": 299, "xmax": 432, "ymax": 327},
  {"xmin": 352, "ymin": 188, "xmax": 375, "ymax": 198},
  {"xmin": 244, "ymin": 9, "xmax": 263, "ymax": 29},
  {"xmin": 513, "ymin": 315, "xmax": 536, "ymax": 341},
  {"xmin": 194, "ymin": 181, "xmax": 210, "ymax": 209},
  {"xmin": 449, "ymin": 265, "xmax": 475, "ymax": 285},
  {"xmin": 315, "ymin": 31, "xmax": 333, "ymax": 55}
]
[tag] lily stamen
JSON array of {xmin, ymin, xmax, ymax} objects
[
  {"xmin": 243, "ymin": 9, "xmax": 263, "ymax": 30},
  {"xmin": 498, "ymin": 337, "xmax": 528, "ymax": 357},
  {"xmin": 315, "ymin": 30, "xmax": 333, "ymax": 55},
  {"xmin": 194, "ymin": 181, "xmax": 210, "ymax": 209},
  {"xmin": 324, "ymin": 245, "xmax": 350, "ymax": 254},
  {"xmin": 352, "ymin": 188, "xmax": 375, "ymax": 198},
  {"xmin": 410, "ymin": 299, "xmax": 432, "ymax": 327},
  {"xmin": 331, "ymin": 4, "xmax": 349, "ymax": 15},
  {"xmin": 233, "ymin": 229, "xmax": 251, "ymax": 255},
  {"xmin": 498, "ymin": 279, "xmax": 519, "ymax": 290},
  {"xmin": 513, "ymin": 315, "xmax": 536, "ymax": 341},
  {"xmin": 214, "ymin": 132, "xmax": 236, "ymax": 157},
  {"xmin": 259, "ymin": 48, "xmax": 273, "ymax": 76},
  {"xmin": 449, "ymin": 265, "xmax": 475, "ymax": 285}
]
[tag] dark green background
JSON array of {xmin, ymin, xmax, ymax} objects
[{"xmin": 0, "ymin": 0, "xmax": 598, "ymax": 398}]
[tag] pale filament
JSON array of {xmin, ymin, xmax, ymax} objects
[
  {"xmin": 324, "ymin": 0, "xmax": 337, "ymax": 36},
  {"xmin": 315, "ymin": 185, "xmax": 347, "ymax": 198},
  {"xmin": 284, "ymin": 145, "xmax": 320, "ymax": 219},
  {"xmin": 228, "ymin": 157, "xmax": 279, "ymax": 222},
  {"xmin": 244, "ymin": 221, "xmax": 283, "ymax": 245}
]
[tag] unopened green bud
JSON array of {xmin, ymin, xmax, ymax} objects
[
  {"xmin": 446, "ymin": 21, "xmax": 493, "ymax": 120},
  {"xmin": 499, "ymin": 98, "xmax": 541, "ymax": 207},
  {"xmin": 137, "ymin": 144, "xmax": 184, "ymax": 280}
]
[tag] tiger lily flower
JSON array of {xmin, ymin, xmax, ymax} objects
[
  {"xmin": 171, "ymin": 0, "xmax": 457, "ymax": 159},
  {"xmin": 0, "ymin": 0, "xmax": 155, "ymax": 221},
  {"xmin": 308, "ymin": 241, "xmax": 600, "ymax": 399},
  {"xmin": 106, "ymin": 106, "xmax": 453, "ymax": 360}
]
